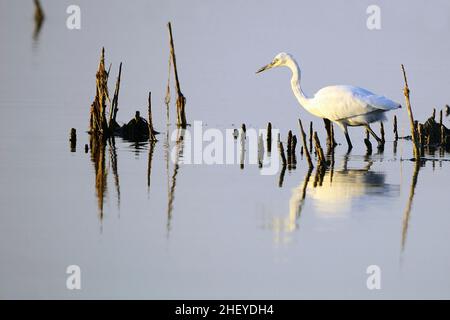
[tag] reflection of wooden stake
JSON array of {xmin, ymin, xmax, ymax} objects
[
  {"xmin": 167, "ymin": 22, "xmax": 187, "ymax": 127},
  {"xmin": 401, "ymin": 64, "xmax": 420, "ymax": 160},
  {"xmin": 401, "ymin": 160, "xmax": 421, "ymax": 252},
  {"xmin": 258, "ymin": 134, "xmax": 264, "ymax": 168}
]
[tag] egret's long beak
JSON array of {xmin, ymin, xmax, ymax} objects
[{"xmin": 256, "ymin": 62, "xmax": 274, "ymax": 74}]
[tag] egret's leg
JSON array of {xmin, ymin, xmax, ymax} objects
[
  {"xmin": 343, "ymin": 125, "xmax": 353, "ymax": 151},
  {"xmin": 365, "ymin": 124, "xmax": 382, "ymax": 144}
]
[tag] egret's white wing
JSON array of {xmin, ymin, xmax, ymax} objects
[{"xmin": 311, "ymin": 85, "xmax": 401, "ymax": 121}]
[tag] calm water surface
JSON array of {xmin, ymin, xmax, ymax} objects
[{"xmin": 1, "ymin": 0, "xmax": 450, "ymax": 299}]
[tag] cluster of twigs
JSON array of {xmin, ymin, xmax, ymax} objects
[{"xmin": 86, "ymin": 22, "xmax": 186, "ymax": 143}]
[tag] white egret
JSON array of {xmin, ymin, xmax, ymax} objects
[{"xmin": 256, "ymin": 52, "xmax": 401, "ymax": 150}]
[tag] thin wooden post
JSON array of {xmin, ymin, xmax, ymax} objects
[
  {"xmin": 287, "ymin": 130, "xmax": 293, "ymax": 166},
  {"xmin": 439, "ymin": 109, "xmax": 444, "ymax": 145},
  {"xmin": 167, "ymin": 22, "xmax": 187, "ymax": 127},
  {"xmin": 364, "ymin": 129, "xmax": 372, "ymax": 155},
  {"xmin": 298, "ymin": 119, "xmax": 314, "ymax": 168},
  {"xmin": 393, "ymin": 115, "xmax": 399, "ymax": 141},
  {"xmin": 267, "ymin": 122, "xmax": 272, "ymax": 153},
  {"xmin": 148, "ymin": 92, "xmax": 157, "ymax": 141},
  {"xmin": 278, "ymin": 135, "xmax": 287, "ymax": 167},
  {"xmin": 401, "ymin": 64, "xmax": 420, "ymax": 160},
  {"xmin": 70, "ymin": 128, "xmax": 76, "ymax": 152},
  {"xmin": 109, "ymin": 62, "xmax": 122, "ymax": 131},
  {"xmin": 313, "ymin": 131, "xmax": 326, "ymax": 167}
]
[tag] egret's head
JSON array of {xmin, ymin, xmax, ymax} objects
[{"xmin": 256, "ymin": 52, "xmax": 293, "ymax": 74}]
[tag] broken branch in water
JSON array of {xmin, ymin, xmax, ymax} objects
[
  {"xmin": 147, "ymin": 92, "xmax": 157, "ymax": 141},
  {"xmin": 70, "ymin": 128, "xmax": 76, "ymax": 152},
  {"xmin": 267, "ymin": 122, "xmax": 272, "ymax": 153},
  {"xmin": 298, "ymin": 119, "xmax": 314, "ymax": 169},
  {"xmin": 167, "ymin": 22, "xmax": 187, "ymax": 128},
  {"xmin": 108, "ymin": 62, "xmax": 122, "ymax": 133},
  {"xmin": 278, "ymin": 134, "xmax": 287, "ymax": 167},
  {"xmin": 401, "ymin": 64, "xmax": 421, "ymax": 160},
  {"xmin": 393, "ymin": 115, "xmax": 399, "ymax": 141},
  {"xmin": 364, "ymin": 129, "xmax": 372, "ymax": 155},
  {"xmin": 313, "ymin": 131, "xmax": 326, "ymax": 167},
  {"xmin": 33, "ymin": 0, "xmax": 45, "ymax": 40}
]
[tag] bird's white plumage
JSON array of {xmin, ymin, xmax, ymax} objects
[
  {"xmin": 256, "ymin": 52, "xmax": 401, "ymax": 147},
  {"xmin": 308, "ymin": 85, "xmax": 401, "ymax": 124}
]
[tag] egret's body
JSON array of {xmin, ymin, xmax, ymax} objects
[{"xmin": 257, "ymin": 53, "xmax": 401, "ymax": 149}]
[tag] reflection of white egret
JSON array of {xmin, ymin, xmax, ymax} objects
[
  {"xmin": 308, "ymin": 164, "xmax": 377, "ymax": 216},
  {"xmin": 291, "ymin": 157, "xmax": 399, "ymax": 220},
  {"xmin": 256, "ymin": 53, "xmax": 401, "ymax": 150}
]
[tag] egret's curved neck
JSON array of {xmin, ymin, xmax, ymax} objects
[{"xmin": 286, "ymin": 58, "xmax": 312, "ymax": 113}]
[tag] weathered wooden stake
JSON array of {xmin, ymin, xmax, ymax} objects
[
  {"xmin": 147, "ymin": 92, "xmax": 157, "ymax": 141},
  {"xmin": 309, "ymin": 121, "xmax": 313, "ymax": 152},
  {"xmin": 313, "ymin": 131, "xmax": 326, "ymax": 167},
  {"xmin": 33, "ymin": 0, "xmax": 45, "ymax": 39},
  {"xmin": 90, "ymin": 47, "xmax": 110, "ymax": 136},
  {"xmin": 393, "ymin": 115, "xmax": 399, "ymax": 141},
  {"xmin": 291, "ymin": 135, "xmax": 297, "ymax": 161},
  {"xmin": 287, "ymin": 130, "xmax": 293, "ymax": 166},
  {"xmin": 440, "ymin": 109, "xmax": 444, "ymax": 146},
  {"xmin": 364, "ymin": 128, "xmax": 372, "ymax": 155},
  {"xmin": 267, "ymin": 122, "xmax": 272, "ymax": 153},
  {"xmin": 167, "ymin": 22, "xmax": 187, "ymax": 127},
  {"xmin": 109, "ymin": 62, "xmax": 122, "ymax": 131},
  {"xmin": 70, "ymin": 128, "xmax": 77, "ymax": 152},
  {"xmin": 298, "ymin": 119, "xmax": 314, "ymax": 169},
  {"xmin": 278, "ymin": 135, "xmax": 287, "ymax": 167},
  {"xmin": 380, "ymin": 122, "xmax": 385, "ymax": 144},
  {"xmin": 401, "ymin": 64, "xmax": 420, "ymax": 160},
  {"xmin": 323, "ymin": 118, "xmax": 336, "ymax": 148},
  {"xmin": 418, "ymin": 123, "xmax": 425, "ymax": 155}
]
